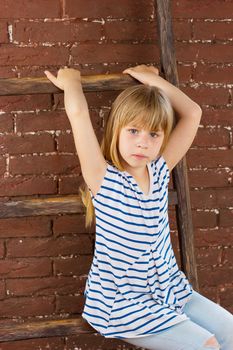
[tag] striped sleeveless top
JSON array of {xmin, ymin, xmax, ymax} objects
[{"xmin": 82, "ymin": 155, "xmax": 193, "ymax": 339}]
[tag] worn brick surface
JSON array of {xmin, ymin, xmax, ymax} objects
[
  {"xmin": 9, "ymin": 154, "xmax": 80, "ymax": 175},
  {"xmin": 1, "ymin": 0, "xmax": 60, "ymax": 19},
  {"xmin": 0, "ymin": 175, "xmax": 57, "ymax": 197}
]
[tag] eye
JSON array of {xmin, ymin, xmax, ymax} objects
[
  {"xmin": 150, "ymin": 132, "xmax": 158, "ymax": 138},
  {"xmin": 128, "ymin": 128, "xmax": 138, "ymax": 135}
]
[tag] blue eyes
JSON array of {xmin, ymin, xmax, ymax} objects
[
  {"xmin": 129, "ymin": 128, "xmax": 138, "ymax": 135},
  {"xmin": 128, "ymin": 128, "xmax": 158, "ymax": 138}
]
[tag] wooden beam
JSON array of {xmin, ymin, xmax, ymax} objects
[
  {"xmin": 0, "ymin": 195, "xmax": 83, "ymax": 218},
  {"xmin": 0, "ymin": 191, "xmax": 177, "ymax": 218},
  {"xmin": 0, "ymin": 74, "xmax": 137, "ymax": 96},
  {"xmin": 156, "ymin": 0, "xmax": 199, "ymax": 290},
  {"xmin": 0, "ymin": 318, "xmax": 94, "ymax": 342}
]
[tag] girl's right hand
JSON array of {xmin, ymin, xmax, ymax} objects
[
  {"xmin": 123, "ymin": 64, "xmax": 160, "ymax": 86},
  {"xmin": 44, "ymin": 68, "xmax": 81, "ymax": 90}
]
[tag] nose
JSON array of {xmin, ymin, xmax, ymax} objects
[{"xmin": 137, "ymin": 134, "xmax": 149, "ymax": 149}]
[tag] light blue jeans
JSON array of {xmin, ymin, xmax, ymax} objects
[{"xmin": 121, "ymin": 291, "xmax": 233, "ymax": 350}]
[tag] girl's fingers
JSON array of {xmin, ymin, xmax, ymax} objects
[
  {"xmin": 44, "ymin": 70, "xmax": 65, "ymax": 90},
  {"xmin": 122, "ymin": 68, "xmax": 132, "ymax": 74},
  {"xmin": 44, "ymin": 70, "xmax": 58, "ymax": 85},
  {"xmin": 123, "ymin": 65, "xmax": 159, "ymax": 75}
]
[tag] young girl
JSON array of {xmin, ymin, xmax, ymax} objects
[{"xmin": 44, "ymin": 65, "xmax": 233, "ymax": 350}]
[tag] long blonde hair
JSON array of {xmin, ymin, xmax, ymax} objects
[{"xmin": 80, "ymin": 84, "xmax": 174, "ymax": 227}]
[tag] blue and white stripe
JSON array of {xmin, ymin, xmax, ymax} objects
[{"xmin": 82, "ymin": 155, "xmax": 193, "ymax": 339}]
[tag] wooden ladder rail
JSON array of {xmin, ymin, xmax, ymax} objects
[{"xmin": 0, "ymin": 0, "xmax": 199, "ymax": 343}]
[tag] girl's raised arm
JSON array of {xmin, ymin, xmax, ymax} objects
[
  {"xmin": 123, "ymin": 65, "xmax": 202, "ymax": 173},
  {"xmin": 44, "ymin": 69, "xmax": 107, "ymax": 196}
]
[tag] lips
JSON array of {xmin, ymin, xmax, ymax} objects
[{"xmin": 132, "ymin": 154, "xmax": 147, "ymax": 159}]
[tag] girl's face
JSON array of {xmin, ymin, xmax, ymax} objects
[{"xmin": 118, "ymin": 124, "xmax": 165, "ymax": 172}]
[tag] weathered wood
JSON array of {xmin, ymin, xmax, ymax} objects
[
  {"xmin": 0, "ymin": 74, "xmax": 137, "ymax": 96},
  {"xmin": 0, "ymin": 191, "xmax": 177, "ymax": 218},
  {"xmin": 0, "ymin": 195, "xmax": 83, "ymax": 218},
  {"xmin": 156, "ymin": 0, "xmax": 199, "ymax": 290},
  {"xmin": 0, "ymin": 318, "xmax": 94, "ymax": 342}
]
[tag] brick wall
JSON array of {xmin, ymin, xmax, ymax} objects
[{"xmin": 0, "ymin": 0, "xmax": 232, "ymax": 349}]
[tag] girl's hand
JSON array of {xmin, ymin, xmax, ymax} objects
[
  {"xmin": 123, "ymin": 64, "xmax": 159, "ymax": 85},
  {"xmin": 44, "ymin": 68, "xmax": 81, "ymax": 90},
  {"xmin": 45, "ymin": 68, "xmax": 87, "ymax": 119}
]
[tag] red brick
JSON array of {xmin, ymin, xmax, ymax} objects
[
  {"xmin": 188, "ymin": 168, "xmax": 232, "ymax": 188},
  {"xmin": 66, "ymin": 333, "xmax": 124, "ymax": 350},
  {"xmin": 9, "ymin": 154, "xmax": 80, "ymax": 175},
  {"xmin": 0, "ymin": 337, "xmax": 65, "ymax": 350},
  {"xmin": 0, "ymin": 21, "xmax": 8, "ymax": 43},
  {"xmin": 222, "ymin": 247, "xmax": 233, "ymax": 266},
  {"xmin": 80, "ymin": 90, "xmax": 118, "ymax": 109},
  {"xmin": 173, "ymin": 20, "xmax": 192, "ymax": 41},
  {"xmin": 0, "ymin": 258, "xmax": 51, "ymax": 278},
  {"xmin": 0, "ymin": 175, "xmax": 57, "ymax": 197},
  {"xmin": 53, "ymin": 215, "xmax": 88, "ymax": 236},
  {"xmin": 104, "ymin": 21, "xmax": 157, "ymax": 41},
  {"xmin": 0, "ymin": 0, "xmax": 60, "ymax": 19},
  {"xmin": 201, "ymin": 107, "xmax": 233, "ymax": 126},
  {"xmin": 65, "ymin": 0, "xmax": 154, "ymax": 19},
  {"xmin": 0, "ymin": 157, "xmax": 6, "ymax": 175},
  {"xmin": 0, "ymin": 95, "xmax": 51, "ymax": 113},
  {"xmin": 194, "ymin": 64, "xmax": 233, "ymax": 84},
  {"xmin": 59, "ymin": 175, "xmax": 83, "ymax": 195},
  {"xmin": 192, "ymin": 210, "xmax": 218, "ymax": 228},
  {"xmin": 219, "ymin": 208, "xmax": 233, "ymax": 227},
  {"xmin": 196, "ymin": 246, "xmax": 221, "ymax": 266},
  {"xmin": 7, "ymin": 236, "xmax": 92, "ymax": 257},
  {"xmin": 54, "ymin": 256, "xmax": 93, "ymax": 276},
  {"xmin": 193, "ymin": 21, "xmax": 233, "ymax": 41},
  {"xmin": 57, "ymin": 133, "xmax": 76, "ymax": 153},
  {"xmin": 0, "ymin": 133, "xmax": 55, "ymax": 155},
  {"xmin": 71, "ymin": 43, "xmax": 159, "ymax": 64},
  {"xmin": 56, "ymin": 294, "xmax": 84, "ymax": 313},
  {"xmin": 219, "ymin": 286, "xmax": 233, "ymax": 308},
  {"xmin": 6, "ymin": 276, "xmax": 85, "ymax": 296},
  {"xmin": 172, "ymin": 0, "xmax": 233, "ymax": 19},
  {"xmin": 198, "ymin": 266, "xmax": 233, "ymax": 287},
  {"xmin": 0, "ymin": 296, "xmax": 55, "ymax": 317},
  {"xmin": 0, "ymin": 66, "xmax": 16, "ymax": 78},
  {"xmin": 0, "ymin": 114, "xmax": 13, "ymax": 133},
  {"xmin": 16, "ymin": 111, "xmax": 70, "ymax": 133},
  {"xmin": 0, "ymin": 280, "xmax": 5, "ymax": 299},
  {"xmin": 0, "ymin": 217, "xmax": 52, "ymax": 238},
  {"xmin": 187, "ymin": 149, "xmax": 233, "ymax": 168},
  {"xmin": 195, "ymin": 227, "xmax": 233, "ymax": 247},
  {"xmin": 182, "ymin": 85, "xmax": 229, "ymax": 106},
  {"xmin": 177, "ymin": 63, "xmax": 193, "ymax": 83},
  {"xmin": 193, "ymin": 127, "xmax": 230, "ymax": 147},
  {"xmin": 14, "ymin": 21, "xmax": 102, "ymax": 43},
  {"xmin": 190, "ymin": 188, "xmax": 233, "ymax": 209},
  {"xmin": 0, "ymin": 47, "xmax": 68, "ymax": 66},
  {"xmin": 176, "ymin": 43, "xmax": 233, "ymax": 63}
]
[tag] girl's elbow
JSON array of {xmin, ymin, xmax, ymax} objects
[{"xmin": 191, "ymin": 103, "xmax": 202, "ymax": 120}]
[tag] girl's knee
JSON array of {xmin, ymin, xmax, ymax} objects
[{"xmin": 204, "ymin": 336, "xmax": 220, "ymax": 349}]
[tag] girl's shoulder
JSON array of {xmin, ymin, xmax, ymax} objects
[{"xmin": 150, "ymin": 155, "xmax": 170, "ymax": 185}]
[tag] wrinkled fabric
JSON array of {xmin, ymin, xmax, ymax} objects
[{"xmin": 82, "ymin": 156, "xmax": 193, "ymax": 338}]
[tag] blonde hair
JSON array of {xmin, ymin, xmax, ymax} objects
[{"xmin": 80, "ymin": 84, "xmax": 174, "ymax": 227}]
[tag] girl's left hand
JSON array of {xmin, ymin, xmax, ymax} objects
[{"xmin": 123, "ymin": 64, "xmax": 159, "ymax": 85}]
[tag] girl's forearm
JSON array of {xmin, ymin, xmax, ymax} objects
[
  {"xmin": 64, "ymin": 82, "xmax": 89, "ymax": 122},
  {"xmin": 148, "ymin": 75, "xmax": 202, "ymax": 119}
]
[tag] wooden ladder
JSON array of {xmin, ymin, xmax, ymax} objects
[{"xmin": 0, "ymin": 0, "xmax": 199, "ymax": 343}]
